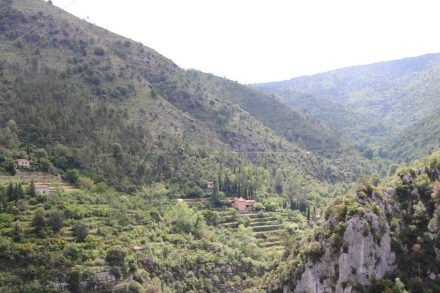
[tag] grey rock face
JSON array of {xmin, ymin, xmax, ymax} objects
[
  {"xmin": 291, "ymin": 196, "xmax": 397, "ymax": 293},
  {"xmin": 401, "ymin": 173, "xmax": 413, "ymax": 184}
]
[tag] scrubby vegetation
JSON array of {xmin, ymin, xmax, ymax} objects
[
  {"xmin": 0, "ymin": 0, "xmax": 365, "ymax": 210},
  {"xmin": 1, "ymin": 0, "xmax": 440, "ymax": 292},
  {"xmin": 263, "ymin": 152, "xmax": 440, "ymax": 292},
  {"xmin": 0, "ymin": 185, "xmax": 277, "ymax": 292}
]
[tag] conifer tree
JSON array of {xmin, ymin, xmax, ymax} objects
[
  {"xmin": 6, "ymin": 183, "xmax": 14, "ymax": 201},
  {"xmin": 211, "ymin": 178, "xmax": 220, "ymax": 206},
  {"xmin": 15, "ymin": 183, "xmax": 24, "ymax": 200},
  {"xmin": 28, "ymin": 180, "xmax": 36, "ymax": 197},
  {"xmin": 12, "ymin": 221, "xmax": 24, "ymax": 242}
]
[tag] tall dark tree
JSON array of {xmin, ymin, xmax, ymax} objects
[
  {"xmin": 211, "ymin": 178, "xmax": 220, "ymax": 206},
  {"xmin": 6, "ymin": 183, "xmax": 14, "ymax": 201},
  {"xmin": 28, "ymin": 180, "xmax": 36, "ymax": 197},
  {"xmin": 48, "ymin": 212, "xmax": 64, "ymax": 233},
  {"xmin": 112, "ymin": 143, "xmax": 122, "ymax": 160},
  {"xmin": 15, "ymin": 183, "xmax": 24, "ymax": 200},
  {"xmin": 12, "ymin": 221, "xmax": 24, "ymax": 242},
  {"xmin": 2, "ymin": 159, "xmax": 16, "ymax": 175},
  {"xmin": 274, "ymin": 170, "xmax": 283, "ymax": 195}
]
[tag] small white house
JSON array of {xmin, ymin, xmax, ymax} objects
[
  {"xmin": 35, "ymin": 184, "xmax": 50, "ymax": 195},
  {"xmin": 15, "ymin": 159, "xmax": 31, "ymax": 168}
]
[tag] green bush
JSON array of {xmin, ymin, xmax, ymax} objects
[
  {"xmin": 31, "ymin": 207, "xmax": 47, "ymax": 233},
  {"xmin": 112, "ymin": 280, "xmax": 145, "ymax": 293},
  {"xmin": 47, "ymin": 211, "xmax": 63, "ymax": 233},
  {"xmin": 72, "ymin": 222, "xmax": 88, "ymax": 242},
  {"xmin": 252, "ymin": 202, "xmax": 265, "ymax": 211},
  {"xmin": 306, "ymin": 241, "xmax": 323, "ymax": 262},
  {"xmin": 106, "ymin": 247, "xmax": 126, "ymax": 267},
  {"xmin": 202, "ymin": 210, "xmax": 219, "ymax": 226},
  {"xmin": 65, "ymin": 169, "xmax": 80, "ymax": 185},
  {"xmin": 2, "ymin": 159, "xmax": 16, "ymax": 175}
]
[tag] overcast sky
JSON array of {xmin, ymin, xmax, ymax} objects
[{"xmin": 52, "ymin": 0, "xmax": 440, "ymax": 84}]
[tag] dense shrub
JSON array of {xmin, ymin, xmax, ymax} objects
[
  {"xmin": 72, "ymin": 222, "xmax": 88, "ymax": 242},
  {"xmin": 31, "ymin": 207, "xmax": 47, "ymax": 232},
  {"xmin": 47, "ymin": 211, "xmax": 63, "ymax": 233},
  {"xmin": 105, "ymin": 248, "xmax": 126, "ymax": 267}
]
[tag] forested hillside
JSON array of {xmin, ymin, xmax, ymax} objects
[
  {"xmin": 0, "ymin": 0, "xmax": 373, "ymax": 197},
  {"xmin": 5, "ymin": 0, "xmax": 439, "ymax": 292},
  {"xmin": 383, "ymin": 111, "xmax": 440, "ymax": 161},
  {"xmin": 254, "ymin": 53, "xmax": 440, "ymax": 162},
  {"xmin": 0, "ymin": 1, "xmax": 376, "ymax": 291}
]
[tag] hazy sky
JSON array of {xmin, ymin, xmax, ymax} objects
[{"xmin": 52, "ymin": 0, "xmax": 440, "ymax": 84}]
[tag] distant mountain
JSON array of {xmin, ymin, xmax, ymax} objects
[{"xmin": 254, "ymin": 53, "xmax": 440, "ymax": 160}]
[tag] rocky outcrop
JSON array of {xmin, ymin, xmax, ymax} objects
[{"xmin": 287, "ymin": 193, "xmax": 398, "ymax": 293}]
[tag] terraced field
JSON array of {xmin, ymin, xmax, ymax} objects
[
  {"xmin": 176, "ymin": 198, "xmax": 310, "ymax": 253},
  {"xmin": 175, "ymin": 197, "xmax": 309, "ymax": 252},
  {"xmin": 219, "ymin": 211, "xmax": 287, "ymax": 252},
  {"xmin": 0, "ymin": 171, "xmax": 79, "ymax": 193}
]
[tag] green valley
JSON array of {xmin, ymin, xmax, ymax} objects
[{"xmin": 0, "ymin": 0, "xmax": 440, "ymax": 292}]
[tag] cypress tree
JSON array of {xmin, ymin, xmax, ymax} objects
[
  {"xmin": 15, "ymin": 183, "xmax": 24, "ymax": 200},
  {"xmin": 6, "ymin": 183, "xmax": 14, "ymax": 201},
  {"xmin": 28, "ymin": 180, "xmax": 36, "ymax": 197},
  {"xmin": 211, "ymin": 178, "xmax": 220, "ymax": 206}
]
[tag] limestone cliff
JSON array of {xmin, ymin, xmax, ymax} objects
[
  {"xmin": 291, "ymin": 192, "xmax": 398, "ymax": 293},
  {"xmin": 266, "ymin": 154, "xmax": 440, "ymax": 293}
]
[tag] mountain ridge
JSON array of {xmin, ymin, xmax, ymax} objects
[{"xmin": 253, "ymin": 52, "xmax": 440, "ymax": 162}]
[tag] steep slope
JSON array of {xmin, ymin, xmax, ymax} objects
[
  {"xmin": 256, "ymin": 53, "xmax": 440, "ymax": 126},
  {"xmin": 191, "ymin": 71, "xmax": 341, "ymax": 153},
  {"xmin": 263, "ymin": 152, "xmax": 440, "ymax": 292},
  {"xmin": 0, "ymin": 0, "xmax": 372, "ymax": 191},
  {"xmin": 254, "ymin": 53, "xmax": 440, "ymax": 160},
  {"xmin": 262, "ymin": 90, "xmax": 387, "ymax": 144},
  {"xmin": 383, "ymin": 111, "xmax": 440, "ymax": 161}
]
